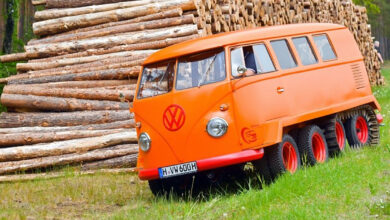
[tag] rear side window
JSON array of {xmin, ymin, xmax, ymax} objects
[
  {"xmin": 253, "ymin": 44, "xmax": 276, "ymax": 73},
  {"xmin": 292, "ymin": 37, "xmax": 318, "ymax": 66},
  {"xmin": 271, "ymin": 40, "xmax": 297, "ymax": 70},
  {"xmin": 313, "ymin": 34, "xmax": 336, "ymax": 61}
]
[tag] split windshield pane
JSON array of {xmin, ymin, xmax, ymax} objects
[{"xmin": 176, "ymin": 48, "xmax": 226, "ymax": 90}]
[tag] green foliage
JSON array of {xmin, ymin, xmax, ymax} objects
[{"xmin": 353, "ymin": 0, "xmax": 380, "ymax": 14}]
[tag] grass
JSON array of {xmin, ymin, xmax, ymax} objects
[{"xmin": 0, "ymin": 65, "xmax": 389, "ymax": 219}]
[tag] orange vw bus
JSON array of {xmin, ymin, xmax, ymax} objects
[{"xmin": 132, "ymin": 23, "xmax": 383, "ymax": 195}]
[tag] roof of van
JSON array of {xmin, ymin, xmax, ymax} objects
[{"xmin": 143, "ymin": 23, "xmax": 346, "ymax": 65}]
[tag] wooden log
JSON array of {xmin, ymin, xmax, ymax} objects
[
  {"xmin": 1, "ymin": 94, "xmax": 130, "ymax": 111},
  {"xmin": 35, "ymin": 80, "xmax": 136, "ymax": 88},
  {"xmin": 0, "ymin": 131, "xmax": 137, "ymax": 162},
  {"xmin": 0, "ymin": 119, "xmax": 134, "ymax": 134},
  {"xmin": 0, "ymin": 144, "xmax": 139, "ymax": 174},
  {"xmin": 35, "ymin": 0, "xmax": 161, "ymax": 21},
  {"xmin": 0, "ymin": 168, "xmax": 136, "ymax": 183},
  {"xmin": 27, "ymin": 24, "xmax": 198, "ymax": 56},
  {"xmin": 8, "ymin": 67, "xmax": 140, "ymax": 84},
  {"xmin": 0, "ymin": 110, "xmax": 133, "ymax": 128},
  {"xmin": 32, "ymin": 0, "xmax": 46, "ymax": 6},
  {"xmin": 81, "ymin": 154, "xmax": 138, "ymax": 170},
  {"xmin": 16, "ymin": 50, "xmax": 154, "ymax": 72},
  {"xmin": 30, "ymin": 15, "xmax": 195, "ymax": 45},
  {"xmin": 46, "ymin": 0, "xmax": 146, "ymax": 8},
  {"xmin": 0, "ymin": 129, "xmax": 128, "ymax": 147},
  {"xmin": 59, "ymin": 8, "xmax": 183, "ymax": 35},
  {"xmin": 29, "ymin": 34, "xmax": 198, "ymax": 63},
  {"xmin": 0, "ymin": 52, "xmax": 28, "ymax": 63},
  {"xmin": 3, "ymin": 85, "xmax": 134, "ymax": 101},
  {"xmin": 33, "ymin": 0, "xmax": 197, "ymax": 35}
]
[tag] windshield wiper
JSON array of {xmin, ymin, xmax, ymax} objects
[{"xmin": 198, "ymin": 54, "xmax": 217, "ymax": 87}]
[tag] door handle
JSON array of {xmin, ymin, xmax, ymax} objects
[{"xmin": 277, "ymin": 87, "xmax": 285, "ymax": 93}]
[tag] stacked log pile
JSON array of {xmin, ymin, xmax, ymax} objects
[{"xmin": 0, "ymin": 0, "xmax": 383, "ymax": 175}]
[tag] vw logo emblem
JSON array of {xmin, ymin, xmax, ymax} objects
[{"xmin": 163, "ymin": 104, "xmax": 186, "ymax": 131}]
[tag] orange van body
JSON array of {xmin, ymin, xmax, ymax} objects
[{"xmin": 132, "ymin": 23, "xmax": 380, "ymax": 180}]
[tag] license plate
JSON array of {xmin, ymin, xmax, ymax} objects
[{"xmin": 158, "ymin": 162, "xmax": 197, "ymax": 178}]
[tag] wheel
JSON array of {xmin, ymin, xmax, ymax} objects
[
  {"xmin": 252, "ymin": 153, "xmax": 272, "ymax": 185},
  {"xmin": 265, "ymin": 134, "xmax": 300, "ymax": 179},
  {"xmin": 322, "ymin": 117, "xmax": 346, "ymax": 156},
  {"xmin": 344, "ymin": 113, "xmax": 370, "ymax": 147},
  {"xmin": 298, "ymin": 125, "xmax": 329, "ymax": 166}
]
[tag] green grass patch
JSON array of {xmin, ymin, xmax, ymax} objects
[{"xmin": 0, "ymin": 67, "xmax": 389, "ymax": 219}]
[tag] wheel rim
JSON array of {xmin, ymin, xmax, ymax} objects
[
  {"xmin": 356, "ymin": 116, "xmax": 368, "ymax": 144},
  {"xmin": 282, "ymin": 142, "xmax": 298, "ymax": 173},
  {"xmin": 335, "ymin": 121, "xmax": 345, "ymax": 150},
  {"xmin": 311, "ymin": 132, "xmax": 326, "ymax": 163}
]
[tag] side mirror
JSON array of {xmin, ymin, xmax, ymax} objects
[{"xmin": 236, "ymin": 65, "xmax": 247, "ymax": 77}]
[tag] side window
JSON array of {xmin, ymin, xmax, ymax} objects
[
  {"xmin": 231, "ymin": 47, "xmax": 245, "ymax": 77},
  {"xmin": 292, "ymin": 37, "xmax": 318, "ymax": 66},
  {"xmin": 270, "ymin": 40, "xmax": 297, "ymax": 70},
  {"xmin": 313, "ymin": 34, "xmax": 336, "ymax": 61},
  {"xmin": 253, "ymin": 44, "xmax": 276, "ymax": 73}
]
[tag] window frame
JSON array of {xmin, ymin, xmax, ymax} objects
[
  {"xmin": 270, "ymin": 39, "xmax": 298, "ymax": 70},
  {"xmin": 291, "ymin": 36, "xmax": 318, "ymax": 66}
]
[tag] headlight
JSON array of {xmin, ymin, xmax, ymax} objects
[
  {"xmin": 206, "ymin": 117, "xmax": 228, "ymax": 138},
  {"xmin": 139, "ymin": 132, "xmax": 151, "ymax": 152}
]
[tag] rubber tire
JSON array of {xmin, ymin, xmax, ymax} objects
[
  {"xmin": 266, "ymin": 134, "xmax": 301, "ymax": 179},
  {"xmin": 252, "ymin": 154, "xmax": 273, "ymax": 185},
  {"xmin": 344, "ymin": 114, "xmax": 371, "ymax": 148},
  {"xmin": 298, "ymin": 125, "xmax": 329, "ymax": 166},
  {"xmin": 148, "ymin": 174, "xmax": 199, "ymax": 198},
  {"xmin": 323, "ymin": 117, "xmax": 346, "ymax": 156}
]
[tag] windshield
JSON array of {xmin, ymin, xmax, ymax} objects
[
  {"xmin": 176, "ymin": 48, "xmax": 225, "ymax": 90},
  {"xmin": 137, "ymin": 60, "xmax": 175, "ymax": 99}
]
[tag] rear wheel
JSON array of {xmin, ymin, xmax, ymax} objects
[
  {"xmin": 345, "ymin": 114, "xmax": 370, "ymax": 147},
  {"xmin": 265, "ymin": 134, "xmax": 300, "ymax": 179},
  {"xmin": 298, "ymin": 125, "xmax": 329, "ymax": 166},
  {"xmin": 323, "ymin": 117, "xmax": 346, "ymax": 156}
]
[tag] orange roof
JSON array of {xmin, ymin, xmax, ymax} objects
[{"xmin": 143, "ymin": 23, "xmax": 346, "ymax": 65}]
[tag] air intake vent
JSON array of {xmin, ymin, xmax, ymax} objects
[{"xmin": 350, "ymin": 63, "xmax": 365, "ymax": 89}]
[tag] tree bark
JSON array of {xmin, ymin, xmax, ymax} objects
[
  {"xmin": 3, "ymin": 85, "xmax": 135, "ymax": 101},
  {"xmin": 0, "ymin": 110, "xmax": 133, "ymax": 127},
  {"xmin": 27, "ymin": 24, "xmax": 198, "ymax": 56},
  {"xmin": 2, "ymin": 0, "xmax": 15, "ymax": 54},
  {"xmin": 60, "ymin": 8, "xmax": 183, "ymax": 35},
  {"xmin": 81, "ymin": 153, "xmax": 138, "ymax": 170},
  {"xmin": 36, "ymin": 0, "xmax": 161, "ymax": 21},
  {"xmin": 0, "ymin": 144, "xmax": 139, "ymax": 174},
  {"xmin": 30, "ymin": 15, "xmax": 195, "ymax": 45},
  {"xmin": 46, "ymin": 0, "xmax": 141, "ymax": 8},
  {"xmin": 0, "ymin": 128, "xmax": 128, "ymax": 147},
  {"xmin": 8, "ymin": 67, "xmax": 140, "ymax": 84},
  {"xmin": 33, "ymin": 0, "xmax": 197, "ymax": 35},
  {"xmin": 1, "ymin": 94, "xmax": 130, "ymax": 111},
  {"xmin": 16, "ymin": 50, "xmax": 154, "ymax": 71},
  {"xmin": 34, "ymin": 80, "xmax": 135, "ymax": 89},
  {"xmin": 0, "ymin": 119, "xmax": 134, "ymax": 134},
  {"xmin": 0, "ymin": 131, "xmax": 137, "ymax": 162}
]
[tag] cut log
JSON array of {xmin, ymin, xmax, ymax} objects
[
  {"xmin": 8, "ymin": 67, "xmax": 140, "ymax": 84},
  {"xmin": 35, "ymin": 0, "xmax": 161, "ymax": 21},
  {"xmin": 29, "ymin": 34, "xmax": 198, "ymax": 63},
  {"xmin": 3, "ymin": 85, "xmax": 134, "ymax": 101},
  {"xmin": 30, "ymin": 15, "xmax": 195, "ymax": 45},
  {"xmin": 36, "ymin": 80, "xmax": 136, "ymax": 88},
  {"xmin": 0, "ymin": 52, "xmax": 28, "ymax": 63},
  {"xmin": 0, "ymin": 168, "xmax": 136, "ymax": 183},
  {"xmin": 0, "ymin": 144, "xmax": 139, "ymax": 174},
  {"xmin": 1, "ymin": 94, "xmax": 130, "ymax": 111},
  {"xmin": 0, "ymin": 119, "xmax": 134, "ymax": 134},
  {"xmin": 27, "ymin": 24, "xmax": 198, "ymax": 56},
  {"xmin": 32, "ymin": 0, "xmax": 46, "ymax": 6},
  {"xmin": 0, "ymin": 110, "xmax": 133, "ymax": 128},
  {"xmin": 60, "ymin": 8, "xmax": 183, "ymax": 35},
  {"xmin": 33, "ymin": 0, "xmax": 198, "ymax": 35},
  {"xmin": 0, "ymin": 129, "xmax": 128, "ymax": 147},
  {"xmin": 81, "ymin": 154, "xmax": 138, "ymax": 170},
  {"xmin": 0, "ymin": 131, "xmax": 137, "ymax": 162},
  {"xmin": 16, "ymin": 50, "xmax": 153, "ymax": 71},
  {"xmin": 46, "ymin": 0, "xmax": 146, "ymax": 8}
]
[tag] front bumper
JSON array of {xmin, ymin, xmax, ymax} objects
[{"xmin": 138, "ymin": 148, "xmax": 264, "ymax": 180}]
